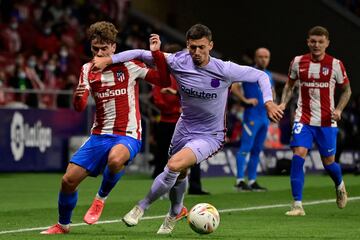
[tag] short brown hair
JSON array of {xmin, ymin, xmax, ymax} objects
[
  {"xmin": 87, "ymin": 21, "xmax": 118, "ymax": 43},
  {"xmin": 186, "ymin": 24, "xmax": 212, "ymax": 41},
  {"xmin": 308, "ymin": 26, "xmax": 329, "ymax": 39}
]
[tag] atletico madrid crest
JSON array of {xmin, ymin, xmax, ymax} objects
[
  {"xmin": 322, "ymin": 67, "xmax": 329, "ymax": 76},
  {"xmin": 116, "ymin": 70, "xmax": 125, "ymax": 82}
]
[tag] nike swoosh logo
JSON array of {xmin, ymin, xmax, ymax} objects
[{"xmin": 328, "ymin": 149, "xmax": 334, "ymax": 152}]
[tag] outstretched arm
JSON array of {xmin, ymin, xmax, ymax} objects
[
  {"xmin": 280, "ymin": 78, "xmax": 296, "ymax": 110},
  {"xmin": 93, "ymin": 34, "xmax": 164, "ymax": 71},
  {"xmin": 332, "ymin": 84, "xmax": 352, "ymax": 121},
  {"xmin": 144, "ymin": 50, "xmax": 171, "ymax": 87},
  {"xmin": 144, "ymin": 34, "xmax": 170, "ymax": 87},
  {"xmin": 226, "ymin": 63, "xmax": 283, "ymax": 122},
  {"xmin": 93, "ymin": 50, "xmax": 153, "ymax": 71},
  {"xmin": 226, "ymin": 63, "xmax": 273, "ymax": 103}
]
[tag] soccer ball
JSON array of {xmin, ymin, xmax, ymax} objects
[{"xmin": 187, "ymin": 203, "xmax": 220, "ymax": 234}]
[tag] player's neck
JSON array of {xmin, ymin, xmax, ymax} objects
[
  {"xmin": 310, "ymin": 53, "xmax": 326, "ymax": 62},
  {"xmin": 198, "ymin": 56, "xmax": 211, "ymax": 67}
]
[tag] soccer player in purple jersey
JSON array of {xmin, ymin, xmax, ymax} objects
[{"xmin": 94, "ymin": 24, "xmax": 283, "ymax": 234}]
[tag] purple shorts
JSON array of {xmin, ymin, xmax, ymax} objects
[{"xmin": 169, "ymin": 130, "xmax": 224, "ymax": 164}]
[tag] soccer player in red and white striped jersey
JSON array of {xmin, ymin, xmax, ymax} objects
[
  {"xmin": 280, "ymin": 26, "xmax": 352, "ymax": 216},
  {"xmin": 41, "ymin": 21, "xmax": 170, "ymax": 234}
]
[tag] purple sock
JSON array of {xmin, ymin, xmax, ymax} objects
[
  {"xmin": 169, "ymin": 177, "xmax": 188, "ymax": 217},
  {"xmin": 138, "ymin": 166, "xmax": 180, "ymax": 210}
]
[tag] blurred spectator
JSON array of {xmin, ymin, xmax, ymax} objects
[
  {"xmin": 8, "ymin": 54, "xmax": 39, "ymax": 107},
  {"xmin": 0, "ymin": 16, "xmax": 21, "ymax": 53},
  {"xmin": 264, "ymin": 122, "xmax": 284, "ymax": 149},
  {"xmin": 57, "ymin": 74, "xmax": 77, "ymax": 108},
  {"xmin": 0, "ymin": 70, "xmax": 6, "ymax": 105},
  {"xmin": 35, "ymin": 21, "xmax": 61, "ymax": 55}
]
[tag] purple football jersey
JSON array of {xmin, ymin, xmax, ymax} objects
[{"xmin": 112, "ymin": 49, "xmax": 272, "ymax": 140}]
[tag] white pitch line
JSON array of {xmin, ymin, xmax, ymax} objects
[{"xmin": 1, "ymin": 196, "xmax": 359, "ymax": 235}]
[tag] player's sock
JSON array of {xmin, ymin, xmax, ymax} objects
[
  {"xmin": 247, "ymin": 153, "xmax": 260, "ymax": 182},
  {"xmin": 58, "ymin": 223, "xmax": 70, "ymax": 230},
  {"xmin": 248, "ymin": 179, "xmax": 255, "ymax": 185},
  {"xmin": 236, "ymin": 178, "xmax": 245, "ymax": 185},
  {"xmin": 236, "ymin": 151, "xmax": 248, "ymax": 179},
  {"xmin": 58, "ymin": 191, "xmax": 78, "ymax": 225},
  {"xmin": 294, "ymin": 200, "xmax": 302, "ymax": 207},
  {"xmin": 290, "ymin": 155, "xmax": 305, "ymax": 201},
  {"xmin": 323, "ymin": 161, "xmax": 342, "ymax": 187},
  {"xmin": 98, "ymin": 166, "xmax": 125, "ymax": 198},
  {"xmin": 138, "ymin": 166, "xmax": 180, "ymax": 210},
  {"xmin": 169, "ymin": 177, "xmax": 187, "ymax": 217}
]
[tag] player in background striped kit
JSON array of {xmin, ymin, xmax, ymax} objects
[{"xmin": 280, "ymin": 26, "xmax": 352, "ymax": 216}]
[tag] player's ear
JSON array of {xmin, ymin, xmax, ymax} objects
[
  {"xmin": 110, "ymin": 43, "xmax": 116, "ymax": 53},
  {"xmin": 326, "ymin": 39, "xmax": 330, "ymax": 48},
  {"xmin": 209, "ymin": 41, "xmax": 214, "ymax": 50}
]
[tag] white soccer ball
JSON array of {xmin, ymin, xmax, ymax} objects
[{"xmin": 187, "ymin": 203, "xmax": 220, "ymax": 234}]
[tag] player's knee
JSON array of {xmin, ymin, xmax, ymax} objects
[
  {"xmin": 108, "ymin": 154, "xmax": 128, "ymax": 171},
  {"xmin": 61, "ymin": 175, "xmax": 79, "ymax": 192},
  {"xmin": 167, "ymin": 160, "xmax": 182, "ymax": 172},
  {"xmin": 293, "ymin": 147, "xmax": 307, "ymax": 158},
  {"xmin": 322, "ymin": 156, "xmax": 335, "ymax": 165},
  {"xmin": 108, "ymin": 158, "xmax": 124, "ymax": 169}
]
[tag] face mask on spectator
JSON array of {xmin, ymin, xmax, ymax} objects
[
  {"xmin": 10, "ymin": 22, "xmax": 18, "ymax": 30},
  {"xmin": 60, "ymin": 49, "xmax": 68, "ymax": 57},
  {"xmin": 44, "ymin": 28, "xmax": 52, "ymax": 35},
  {"xmin": 47, "ymin": 64, "xmax": 56, "ymax": 72},
  {"xmin": 28, "ymin": 59, "xmax": 36, "ymax": 68},
  {"xmin": 18, "ymin": 71, "xmax": 26, "ymax": 79}
]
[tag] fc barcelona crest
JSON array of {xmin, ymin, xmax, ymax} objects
[
  {"xmin": 116, "ymin": 70, "xmax": 125, "ymax": 82},
  {"xmin": 322, "ymin": 67, "xmax": 329, "ymax": 76}
]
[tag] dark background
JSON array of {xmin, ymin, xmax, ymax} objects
[{"xmin": 132, "ymin": 0, "xmax": 360, "ymax": 93}]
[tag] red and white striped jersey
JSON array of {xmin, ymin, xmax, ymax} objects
[
  {"xmin": 77, "ymin": 60, "xmax": 148, "ymax": 139},
  {"xmin": 289, "ymin": 54, "xmax": 349, "ymax": 127}
]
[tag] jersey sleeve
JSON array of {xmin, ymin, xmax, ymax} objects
[
  {"xmin": 334, "ymin": 59, "xmax": 350, "ymax": 87},
  {"xmin": 144, "ymin": 50, "xmax": 171, "ymax": 87},
  {"xmin": 73, "ymin": 64, "xmax": 90, "ymax": 112},
  {"xmin": 288, "ymin": 57, "xmax": 299, "ymax": 80},
  {"xmin": 111, "ymin": 49, "xmax": 155, "ymax": 66},
  {"xmin": 224, "ymin": 61, "xmax": 273, "ymax": 103}
]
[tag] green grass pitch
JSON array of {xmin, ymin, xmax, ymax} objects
[{"xmin": 0, "ymin": 173, "xmax": 359, "ymax": 239}]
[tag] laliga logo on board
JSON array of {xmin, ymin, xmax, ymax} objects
[{"xmin": 10, "ymin": 112, "xmax": 52, "ymax": 161}]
